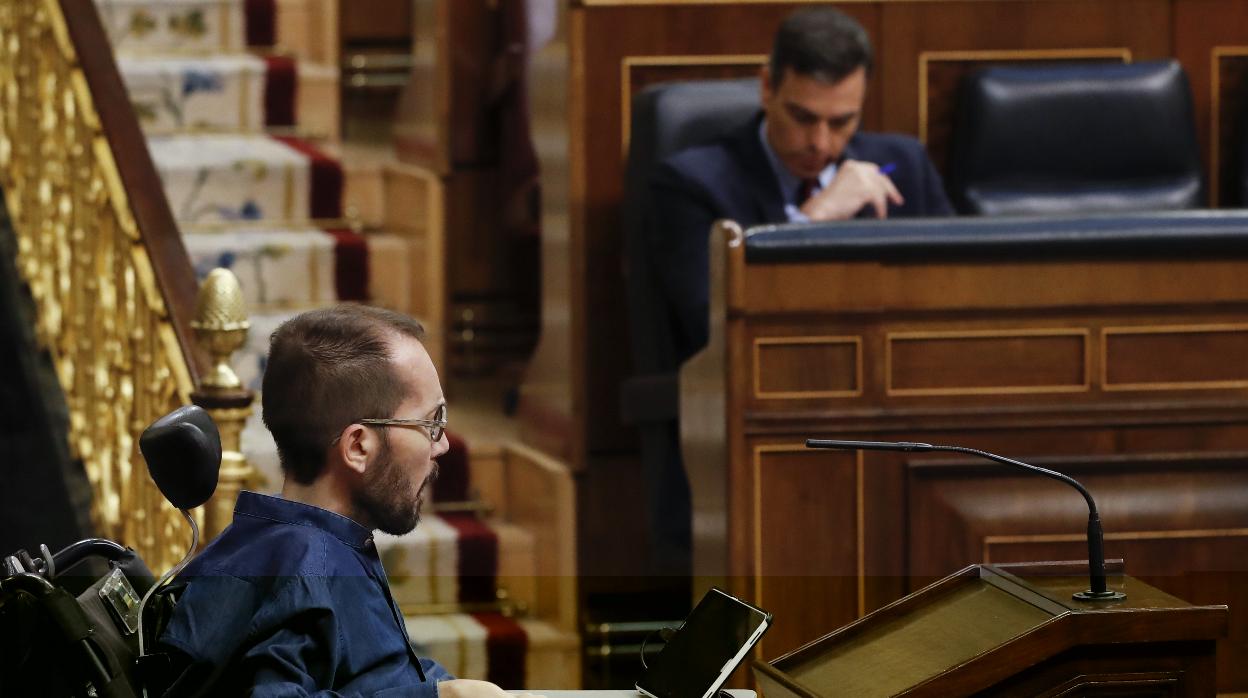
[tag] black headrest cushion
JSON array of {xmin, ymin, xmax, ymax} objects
[
  {"xmin": 951, "ymin": 60, "xmax": 1201, "ymax": 212},
  {"xmin": 629, "ymin": 78, "xmax": 760, "ymax": 164},
  {"xmin": 139, "ymin": 405, "xmax": 221, "ymax": 511}
]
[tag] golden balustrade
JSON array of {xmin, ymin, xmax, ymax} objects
[{"xmin": 0, "ymin": 0, "xmax": 257, "ymax": 571}]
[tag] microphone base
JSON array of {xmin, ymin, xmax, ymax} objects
[{"xmin": 1073, "ymin": 589, "xmax": 1127, "ymax": 602}]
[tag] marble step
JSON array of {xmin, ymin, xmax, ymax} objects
[
  {"xmin": 117, "ymin": 53, "xmax": 339, "ymax": 137},
  {"xmin": 186, "ymin": 227, "xmax": 410, "ymax": 320},
  {"xmin": 120, "ymin": 53, "xmax": 267, "ymax": 132},
  {"xmin": 184, "ymin": 227, "xmax": 338, "ymax": 309},
  {"xmin": 379, "ymin": 517, "xmax": 536, "ymax": 609},
  {"xmin": 406, "ymin": 615, "xmax": 580, "ymax": 690},
  {"xmin": 95, "ymin": 0, "xmax": 245, "ymax": 55},
  {"xmin": 147, "ymin": 133, "xmax": 346, "ymax": 225}
]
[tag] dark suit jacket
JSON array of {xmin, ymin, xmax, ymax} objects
[{"xmin": 648, "ymin": 112, "xmax": 953, "ymax": 365}]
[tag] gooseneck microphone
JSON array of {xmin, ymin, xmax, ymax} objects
[{"xmin": 805, "ymin": 439, "xmax": 1126, "ymax": 602}]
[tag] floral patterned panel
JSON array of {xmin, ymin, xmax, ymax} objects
[
  {"xmin": 118, "ymin": 55, "xmax": 265, "ymax": 132},
  {"xmin": 185, "ymin": 228, "xmax": 338, "ymax": 309},
  {"xmin": 147, "ymin": 134, "xmax": 311, "ymax": 224},
  {"xmin": 95, "ymin": 0, "xmax": 244, "ymax": 54}
]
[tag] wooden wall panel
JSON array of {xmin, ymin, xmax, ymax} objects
[
  {"xmin": 1173, "ymin": 0, "xmax": 1248, "ymax": 205},
  {"xmin": 753, "ymin": 336, "xmax": 861, "ymax": 399},
  {"xmin": 753, "ymin": 446, "xmax": 861, "ymax": 658},
  {"xmin": 1103, "ymin": 325, "xmax": 1248, "ymax": 390},
  {"xmin": 887, "ymin": 330, "xmax": 1088, "ymax": 396},
  {"xmin": 1213, "ymin": 51, "xmax": 1248, "ymax": 206}
]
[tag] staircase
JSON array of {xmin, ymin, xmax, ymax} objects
[{"xmin": 96, "ymin": 0, "xmax": 578, "ymax": 687}]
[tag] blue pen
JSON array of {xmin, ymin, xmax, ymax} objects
[{"xmin": 879, "ymin": 162, "xmax": 897, "ymax": 176}]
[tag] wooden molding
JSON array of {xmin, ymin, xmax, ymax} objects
[
  {"xmin": 1101, "ymin": 323, "xmax": 1248, "ymax": 392},
  {"xmin": 752, "ymin": 335, "xmax": 863, "ymax": 399},
  {"xmin": 885, "ymin": 328, "xmax": 1091, "ymax": 397}
]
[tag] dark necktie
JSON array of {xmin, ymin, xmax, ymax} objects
[{"xmin": 797, "ymin": 178, "xmax": 819, "ymax": 206}]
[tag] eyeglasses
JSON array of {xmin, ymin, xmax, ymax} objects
[{"xmin": 358, "ymin": 403, "xmax": 447, "ymax": 442}]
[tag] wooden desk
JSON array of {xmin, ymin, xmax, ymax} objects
[{"xmin": 682, "ymin": 217, "xmax": 1248, "ymax": 690}]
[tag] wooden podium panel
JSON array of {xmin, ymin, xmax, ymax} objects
[
  {"xmin": 755, "ymin": 562, "xmax": 1227, "ymax": 697},
  {"xmin": 682, "ymin": 219, "xmax": 1248, "ymax": 690}
]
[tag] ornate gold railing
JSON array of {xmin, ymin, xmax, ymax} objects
[{"xmin": 0, "ymin": 0, "xmax": 214, "ymax": 572}]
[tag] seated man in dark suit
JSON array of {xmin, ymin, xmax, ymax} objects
[
  {"xmin": 641, "ymin": 7, "xmax": 952, "ymax": 579},
  {"xmin": 651, "ymin": 6, "xmax": 953, "ymax": 363}
]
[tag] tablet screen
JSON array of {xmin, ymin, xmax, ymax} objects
[{"xmin": 636, "ymin": 588, "xmax": 770, "ymax": 698}]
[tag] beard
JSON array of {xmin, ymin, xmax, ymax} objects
[{"xmin": 354, "ymin": 433, "xmax": 438, "ymax": 535}]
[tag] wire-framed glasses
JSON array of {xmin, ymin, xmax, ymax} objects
[{"xmin": 358, "ymin": 403, "xmax": 448, "ymax": 442}]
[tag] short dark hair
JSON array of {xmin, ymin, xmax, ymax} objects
[
  {"xmin": 769, "ymin": 7, "xmax": 873, "ymax": 87},
  {"xmin": 261, "ymin": 305, "xmax": 426, "ymax": 484}
]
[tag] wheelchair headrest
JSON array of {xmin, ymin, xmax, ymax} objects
[{"xmin": 139, "ymin": 405, "xmax": 221, "ymax": 511}]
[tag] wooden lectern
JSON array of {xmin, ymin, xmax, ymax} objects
[{"xmin": 753, "ymin": 561, "xmax": 1228, "ymax": 697}]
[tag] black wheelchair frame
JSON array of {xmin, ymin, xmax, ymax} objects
[{"xmin": 0, "ymin": 405, "xmax": 222, "ymax": 698}]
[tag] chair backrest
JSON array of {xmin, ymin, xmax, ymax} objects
[
  {"xmin": 949, "ymin": 60, "xmax": 1203, "ymax": 216},
  {"xmin": 623, "ymin": 78, "xmax": 759, "ymax": 392}
]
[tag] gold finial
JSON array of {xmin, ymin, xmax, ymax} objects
[{"xmin": 192, "ymin": 268, "xmax": 249, "ymax": 391}]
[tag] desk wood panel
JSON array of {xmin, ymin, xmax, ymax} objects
[
  {"xmin": 685, "ymin": 228, "xmax": 1248, "ymax": 688},
  {"xmin": 909, "ymin": 453, "xmax": 1248, "ymax": 688}
]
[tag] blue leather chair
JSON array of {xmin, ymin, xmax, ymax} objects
[{"xmin": 949, "ymin": 60, "xmax": 1203, "ymax": 216}]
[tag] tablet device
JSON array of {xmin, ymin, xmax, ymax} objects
[{"xmin": 635, "ymin": 588, "xmax": 771, "ymax": 698}]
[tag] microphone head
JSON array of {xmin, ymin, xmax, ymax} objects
[{"xmin": 139, "ymin": 405, "xmax": 222, "ymax": 511}]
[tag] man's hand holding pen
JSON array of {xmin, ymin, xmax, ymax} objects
[{"xmin": 799, "ymin": 160, "xmax": 904, "ymax": 221}]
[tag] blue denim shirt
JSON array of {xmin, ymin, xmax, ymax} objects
[{"xmin": 159, "ymin": 491, "xmax": 453, "ymax": 697}]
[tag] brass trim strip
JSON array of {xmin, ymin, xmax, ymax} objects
[
  {"xmin": 885, "ymin": 328, "xmax": 1091, "ymax": 397},
  {"xmin": 1209, "ymin": 47, "xmax": 1248, "ymax": 207},
  {"xmin": 619, "ymin": 53, "xmax": 766, "ymax": 157},
  {"xmin": 856, "ymin": 453, "xmax": 865, "ymax": 618},
  {"xmin": 751, "ymin": 335, "xmax": 863, "ymax": 400},
  {"xmin": 917, "ymin": 48, "xmax": 1131, "ymax": 145},
  {"xmin": 1101, "ymin": 323, "xmax": 1248, "ymax": 392}
]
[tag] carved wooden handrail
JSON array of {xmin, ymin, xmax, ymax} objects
[{"xmin": 0, "ymin": 0, "xmax": 213, "ymax": 571}]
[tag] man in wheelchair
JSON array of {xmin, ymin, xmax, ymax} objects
[{"xmin": 2, "ymin": 305, "xmax": 535, "ymax": 698}]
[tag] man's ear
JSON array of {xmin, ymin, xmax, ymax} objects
[
  {"xmin": 334, "ymin": 423, "xmax": 373, "ymax": 476},
  {"xmin": 759, "ymin": 65, "xmax": 773, "ymax": 104}
]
